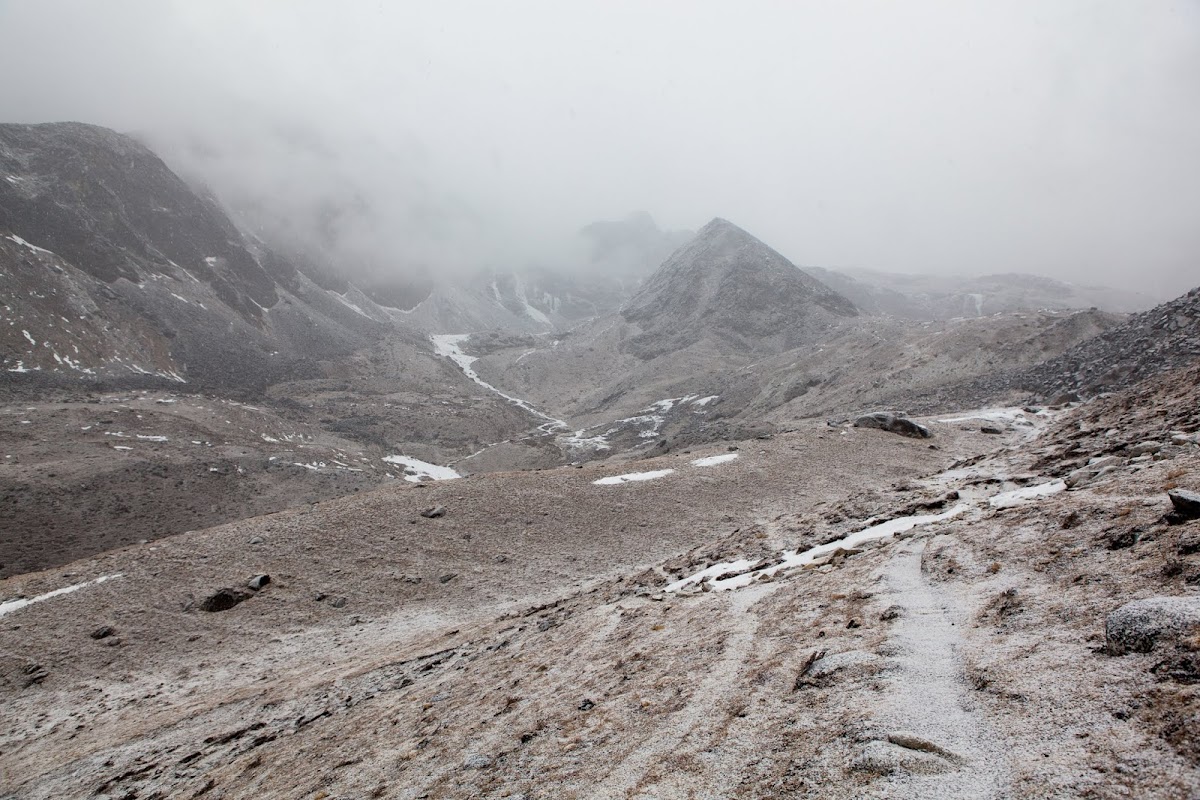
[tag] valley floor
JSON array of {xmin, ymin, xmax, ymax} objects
[{"xmin": 1, "ymin": 402, "xmax": 1199, "ymax": 798}]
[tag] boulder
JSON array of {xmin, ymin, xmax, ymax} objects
[
  {"xmin": 853, "ymin": 412, "xmax": 931, "ymax": 439},
  {"xmin": 1106, "ymin": 596, "xmax": 1200, "ymax": 655},
  {"xmin": 1167, "ymin": 489, "xmax": 1200, "ymax": 522}
]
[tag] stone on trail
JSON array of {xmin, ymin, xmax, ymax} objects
[
  {"xmin": 1106, "ymin": 596, "xmax": 1200, "ymax": 655},
  {"xmin": 852, "ymin": 412, "xmax": 931, "ymax": 439},
  {"xmin": 247, "ymin": 574, "xmax": 271, "ymax": 591}
]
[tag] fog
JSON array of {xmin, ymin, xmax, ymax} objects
[{"xmin": 1, "ymin": 1, "xmax": 1197, "ymax": 296}]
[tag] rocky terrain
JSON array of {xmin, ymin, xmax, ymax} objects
[{"xmin": 3, "ymin": 120, "xmax": 1200, "ymax": 798}]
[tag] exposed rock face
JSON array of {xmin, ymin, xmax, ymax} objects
[
  {"xmin": 0, "ymin": 122, "xmax": 394, "ymax": 390},
  {"xmin": 620, "ymin": 218, "xmax": 858, "ymax": 358},
  {"xmin": 1017, "ymin": 286, "xmax": 1200, "ymax": 399},
  {"xmin": 1106, "ymin": 597, "xmax": 1200, "ymax": 655}
]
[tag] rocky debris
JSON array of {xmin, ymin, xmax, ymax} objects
[
  {"xmin": 880, "ymin": 605, "xmax": 904, "ymax": 621},
  {"xmin": 198, "ymin": 588, "xmax": 253, "ymax": 613},
  {"xmin": 420, "ymin": 506, "xmax": 447, "ymax": 519},
  {"xmin": 1107, "ymin": 597, "xmax": 1200, "ymax": 655},
  {"xmin": 90, "ymin": 626, "xmax": 115, "ymax": 640},
  {"xmin": 853, "ymin": 412, "xmax": 932, "ymax": 439},
  {"xmin": 1167, "ymin": 489, "xmax": 1200, "ymax": 523},
  {"xmin": 247, "ymin": 574, "xmax": 271, "ymax": 591},
  {"xmin": 1017, "ymin": 285, "xmax": 1200, "ymax": 400}
]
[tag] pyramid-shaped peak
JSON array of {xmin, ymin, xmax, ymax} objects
[{"xmin": 620, "ymin": 217, "xmax": 857, "ymax": 356}]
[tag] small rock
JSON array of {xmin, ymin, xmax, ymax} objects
[
  {"xmin": 438, "ymin": 573, "xmax": 457, "ymax": 584},
  {"xmin": 887, "ymin": 731, "xmax": 964, "ymax": 764},
  {"xmin": 880, "ymin": 605, "xmax": 904, "ymax": 621},
  {"xmin": 463, "ymin": 754, "xmax": 493, "ymax": 769},
  {"xmin": 1128, "ymin": 441, "xmax": 1164, "ymax": 456},
  {"xmin": 1106, "ymin": 596, "xmax": 1200, "ymax": 655},
  {"xmin": 90, "ymin": 626, "xmax": 115, "ymax": 640},
  {"xmin": 420, "ymin": 506, "xmax": 447, "ymax": 519},
  {"xmin": 247, "ymin": 574, "xmax": 271, "ymax": 591},
  {"xmin": 248, "ymin": 536, "xmax": 264, "ymax": 545},
  {"xmin": 980, "ymin": 425, "xmax": 1003, "ymax": 435},
  {"xmin": 328, "ymin": 596, "xmax": 347, "ymax": 608},
  {"xmin": 578, "ymin": 699, "xmax": 595, "ymax": 711}
]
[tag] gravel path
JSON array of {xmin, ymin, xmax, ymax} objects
[{"xmin": 869, "ymin": 536, "xmax": 1012, "ymax": 798}]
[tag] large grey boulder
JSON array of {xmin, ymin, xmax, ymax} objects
[
  {"xmin": 853, "ymin": 412, "xmax": 931, "ymax": 439},
  {"xmin": 1106, "ymin": 596, "xmax": 1200, "ymax": 655}
]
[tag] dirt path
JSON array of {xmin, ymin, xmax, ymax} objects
[
  {"xmin": 602, "ymin": 582, "xmax": 778, "ymax": 797},
  {"xmin": 866, "ymin": 535, "xmax": 1011, "ymax": 798}
]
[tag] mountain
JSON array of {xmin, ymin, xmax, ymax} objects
[
  {"xmin": 805, "ymin": 266, "xmax": 1162, "ymax": 320},
  {"xmin": 621, "ymin": 218, "xmax": 858, "ymax": 358},
  {"xmin": 0, "ymin": 122, "xmax": 401, "ymax": 390}
]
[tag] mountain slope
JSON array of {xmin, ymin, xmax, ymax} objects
[{"xmin": 0, "ymin": 122, "xmax": 397, "ymax": 390}]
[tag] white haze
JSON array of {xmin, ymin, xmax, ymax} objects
[{"xmin": 0, "ymin": 1, "xmax": 1197, "ymax": 296}]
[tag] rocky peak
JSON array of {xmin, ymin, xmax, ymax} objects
[{"xmin": 620, "ymin": 217, "xmax": 857, "ymax": 357}]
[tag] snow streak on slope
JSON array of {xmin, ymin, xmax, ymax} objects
[
  {"xmin": 0, "ymin": 574, "xmax": 124, "ymax": 618},
  {"xmin": 431, "ymin": 334, "xmax": 567, "ymax": 434},
  {"xmin": 382, "ymin": 455, "xmax": 462, "ymax": 483}
]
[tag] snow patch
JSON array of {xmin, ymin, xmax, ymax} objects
[
  {"xmin": 691, "ymin": 453, "xmax": 738, "ymax": 467},
  {"xmin": 382, "ymin": 455, "xmax": 462, "ymax": 483},
  {"xmin": 592, "ymin": 468, "xmax": 675, "ymax": 486},
  {"xmin": 988, "ymin": 480, "xmax": 1066, "ymax": 508}
]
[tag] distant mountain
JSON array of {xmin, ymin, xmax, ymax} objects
[
  {"xmin": 804, "ymin": 267, "xmax": 1161, "ymax": 320},
  {"xmin": 578, "ymin": 210, "xmax": 692, "ymax": 280},
  {"xmin": 0, "ymin": 122, "xmax": 408, "ymax": 390},
  {"xmin": 621, "ymin": 218, "xmax": 858, "ymax": 358}
]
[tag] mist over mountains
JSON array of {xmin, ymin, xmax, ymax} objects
[{"xmin": 3, "ymin": 5, "xmax": 1200, "ymax": 798}]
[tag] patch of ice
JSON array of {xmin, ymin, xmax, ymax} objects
[
  {"xmin": 22, "ymin": 329, "xmax": 36, "ymax": 347},
  {"xmin": 0, "ymin": 574, "xmax": 123, "ymax": 618},
  {"xmin": 112, "ymin": 445, "xmax": 133, "ymax": 450},
  {"xmin": 988, "ymin": 480, "xmax": 1067, "ymax": 508},
  {"xmin": 691, "ymin": 453, "xmax": 738, "ymax": 467},
  {"xmin": 692, "ymin": 395, "xmax": 720, "ymax": 407},
  {"xmin": 592, "ymin": 468, "xmax": 675, "ymax": 486},
  {"xmin": 382, "ymin": 455, "xmax": 462, "ymax": 483},
  {"xmin": 136, "ymin": 434, "xmax": 168, "ymax": 442},
  {"xmin": 668, "ymin": 505, "xmax": 969, "ymax": 592}
]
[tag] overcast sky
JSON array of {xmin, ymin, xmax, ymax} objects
[{"xmin": 1, "ymin": 1, "xmax": 1197, "ymax": 296}]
